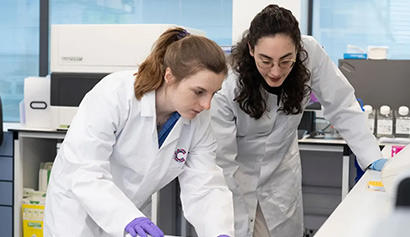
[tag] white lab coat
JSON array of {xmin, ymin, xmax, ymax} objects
[
  {"xmin": 44, "ymin": 70, "xmax": 234, "ymax": 237},
  {"xmin": 210, "ymin": 36, "xmax": 383, "ymax": 237}
]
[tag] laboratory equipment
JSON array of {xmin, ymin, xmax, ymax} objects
[
  {"xmin": 23, "ymin": 77, "xmax": 52, "ymax": 128},
  {"xmin": 339, "ymin": 59, "xmax": 410, "ymax": 110},
  {"xmin": 377, "ymin": 105, "xmax": 393, "ymax": 138},
  {"xmin": 363, "ymin": 105, "xmax": 376, "ymax": 135},
  {"xmin": 50, "ymin": 24, "xmax": 203, "ymax": 129},
  {"xmin": 50, "ymin": 72, "xmax": 108, "ymax": 129},
  {"xmin": 298, "ymin": 111, "xmax": 316, "ymax": 138},
  {"xmin": 394, "ymin": 106, "xmax": 410, "ymax": 138}
]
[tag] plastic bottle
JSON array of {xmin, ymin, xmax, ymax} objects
[
  {"xmin": 377, "ymin": 105, "xmax": 393, "ymax": 137},
  {"xmin": 363, "ymin": 105, "xmax": 376, "ymax": 135},
  {"xmin": 394, "ymin": 106, "xmax": 410, "ymax": 138}
]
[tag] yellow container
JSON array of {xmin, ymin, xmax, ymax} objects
[{"xmin": 22, "ymin": 203, "xmax": 44, "ymax": 237}]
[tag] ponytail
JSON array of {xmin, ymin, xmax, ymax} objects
[
  {"xmin": 134, "ymin": 27, "xmax": 187, "ymax": 99},
  {"xmin": 134, "ymin": 27, "xmax": 227, "ymax": 99}
]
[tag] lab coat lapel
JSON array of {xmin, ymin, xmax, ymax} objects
[
  {"xmin": 139, "ymin": 91, "xmax": 158, "ymax": 144},
  {"xmin": 140, "ymin": 90, "xmax": 191, "ymax": 150},
  {"xmin": 159, "ymin": 118, "xmax": 190, "ymax": 150}
]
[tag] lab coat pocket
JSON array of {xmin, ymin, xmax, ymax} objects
[{"xmin": 267, "ymin": 150, "xmax": 302, "ymax": 214}]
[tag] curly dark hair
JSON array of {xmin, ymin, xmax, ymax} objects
[{"xmin": 231, "ymin": 4, "xmax": 311, "ymax": 119}]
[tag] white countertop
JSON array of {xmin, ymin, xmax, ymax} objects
[
  {"xmin": 3, "ymin": 122, "xmax": 58, "ymax": 132},
  {"xmin": 299, "ymin": 136, "xmax": 347, "ymax": 145},
  {"xmin": 314, "ymin": 170, "xmax": 394, "ymax": 237}
]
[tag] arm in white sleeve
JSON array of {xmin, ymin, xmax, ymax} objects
[
  {"xmin": 210, "ymin": 84, "xmax": 241, "ymax": 190},
  {"xmin": 62, "ymin": 78, "xmax": 144, "ymax": 235},
  {"xmin": 305, "ymin": 36, "xmax": 382, "ymax": 169},
  {"xmin": 178, "ymin": 111, "xmax": 235, "ymax": 237}
]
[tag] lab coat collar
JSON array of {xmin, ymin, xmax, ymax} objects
[
  {"xmin": 139, "ymin": 89, "xmax": 191, "ymax": 149},
  {"xmin": 140, "ymin": 90, "xmax": 156, "ymax": 117},
  {"xmin": 140, "ymin": 90, "xmax": 190, "ymax": 125}
]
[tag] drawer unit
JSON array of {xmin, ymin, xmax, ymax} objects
[
  {"xmin": 0, "ymin": 158, "xmax": 13, "ymax": 181},
  {"xmin": 0, "ymin": 206, "xmax": 12, "ymax": 237},
  {"xmin": 0, "ymin": 181, "xmax": 13, "ymax": 205},
  {"xmin": 0, "ymin": 131, "xmax": 13, "ymax": 237},
  {"xmin": 0, "ymin": 132, "xmax": 13, "ymax": 157}
]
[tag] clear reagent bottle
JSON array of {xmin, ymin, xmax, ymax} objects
[
  {"xmin": 395, "ymin": 106, "xmax": 410, "ymax": 138},
  {"xmin": 377, "ymin": 105, "xmax": 393, "ymax": 137},
  {"xmin": 363, "ymin": 105, "xmax": 376, "ymax": 135}
]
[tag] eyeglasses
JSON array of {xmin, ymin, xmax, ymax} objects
[{"xmin": 255, "ymin": 57, "xmax": 296, "ymax": 70}]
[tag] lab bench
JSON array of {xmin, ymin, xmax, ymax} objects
[
  {"xmin": 314, "ymin": 170, "xmax": 391, "ymax": 237},
  {"xmin": 2, "ymin": 123, "xmax": 369, "ymax": 237},
  {"xmin": 298, "ymin": 137, "xmax": 358, "ymax": 233},
  {"xmin": 4, "ymin": 123, "xmax": 190, "ymax": 237},
  {"xmin": 299, "ymin": 138, "xmax": 404, "ymax": 234},
  {"xmin": 8, "ymin": 125, "xmax": 63, "ymax": 237}
]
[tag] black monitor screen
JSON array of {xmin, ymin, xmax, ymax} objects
[
  {"xmin": 50, "ymin": 72, "xmax": 109, "ymax": 106},
  {"xmin": 339, "ymin": 59, "xmax": 410, "ymax": 110}
]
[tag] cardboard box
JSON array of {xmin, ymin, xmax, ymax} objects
[{"xmin": 22, "ymin": 203, "xmax": 45, "ymax": 237}]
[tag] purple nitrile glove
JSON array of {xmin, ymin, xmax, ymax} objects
[
  {"xmin": 125, "ymin": 217, "xmax": 164, "ymax": 237},
  {"xmin": 217, "ymin": 235, "xmax": 231, "ymax": 237}
]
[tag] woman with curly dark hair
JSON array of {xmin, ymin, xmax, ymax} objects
[{"xmin": 211, "ymin": 4, "xmax": 386, "ymax": 237}]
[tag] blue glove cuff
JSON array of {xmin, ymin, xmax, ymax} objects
[{"xmin": 369, "ymin": 158, "xmax": 388, "ymax": 171}]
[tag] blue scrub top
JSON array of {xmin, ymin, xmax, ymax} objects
[{"xmin": 158, "ymin": 112, "xmax": 181, "ymax": 148}]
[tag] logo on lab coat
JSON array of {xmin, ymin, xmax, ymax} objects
[{"xmin": 174, "ymin": 148, "xmax": 186, "ymax": 162}]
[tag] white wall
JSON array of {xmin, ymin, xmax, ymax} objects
[{"xmin": 232, "ymin": 0, "xmax": 305, "ymax": 45}]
